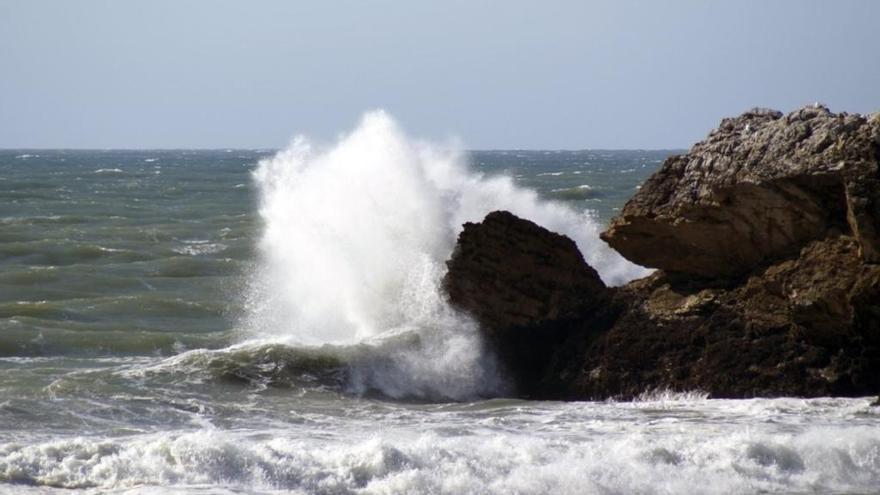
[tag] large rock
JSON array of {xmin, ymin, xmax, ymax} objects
[
  {"xmin": 569, "ymin": 236, "xmax": 880, "ymax": 399},
  {"xmin": 446, "ymin": 214, "xmax": 880, "ymax": 399},
  {"xmin": 443, "ymin": 211, "xmax": 607, "ymax": 333},
  {"xmin": 601, "ymin": 106, "xmax": 880, "ymax": 278},
  {"xmin": 442, "ymin": 211, "xmax": 612, "ymax": 396},
  {"xmin": 442, "ymin": 106, "xmax": 880, "ymax": 400}
]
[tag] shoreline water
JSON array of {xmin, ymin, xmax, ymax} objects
[{"xmin": 1, "ymin": 129, "xmax": 878, "ymax": 493}]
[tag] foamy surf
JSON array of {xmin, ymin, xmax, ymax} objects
[
  {"xmin": 1, "ymin": 398, "xmax": 877, "ymax": 494},
  {"xmin": 118, "ymin": 337, "xmax": 506, "ymax": 401},
  {"xmin": 12, "ymin": 135, "xmax": 872, "ymax": 495},
  {"xmin": 242, "ymin": 111, "xmax": 647, "ymax": 400}
]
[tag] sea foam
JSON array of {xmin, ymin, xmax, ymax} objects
[
  {"xmin": 243, "ymin": 111, "xmax": 648, "ymax": 399},
  {"xmin": 2, "ymin": 399, "xmax": 878, "ymax": 494}
]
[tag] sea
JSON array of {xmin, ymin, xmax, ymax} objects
[{"xmin": 1, "ymin": 112, "xmax": 878, "ymax": 494}]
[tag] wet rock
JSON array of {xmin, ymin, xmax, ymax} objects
[
  {"xmin": 442, "ymin": 105, "xmax": 880, "ymax": 400},
  {"xmin": 443, "ymin": 211, "xmax": 607, "ymax": 333},
  {"xmin": 444, "ymin": 220, "xmax": 880, "ymax": 400},
  {"xmin": 442, "ymin": 211, "xmax": 612, "ymax": 397}
]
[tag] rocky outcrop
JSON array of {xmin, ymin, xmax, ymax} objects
[
  {"xmin": 570, "ymin": 236, "xmax": 880, "ymax": 399},
  {"xmin": 442, "ymin": 211, "xmax": 612, "ymax": 395},
  {"xmin": 601, "ymin": 106, "xmax": 880, "ymax": 278},
  {"xmin": 443, "ymin": 211, "xmax": 608, "ymax": 333},
  {"xmin": 443, "ymin": 105, "xmax": 880, "ymax": 400}
]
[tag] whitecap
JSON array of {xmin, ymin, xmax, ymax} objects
[
  {"xmin": 1, "ymin": 417, "xmax": 878, "ymax": 494},
  {"xmin": 243, "ymin": 110, "xmax": 649, "ymax": 400},
  {"xmin": 173, "ymin": 241, "xmax": 228, "ymax": 256}
]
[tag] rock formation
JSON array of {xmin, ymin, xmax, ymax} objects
[
  {"xmin": 602, "ymin": 106, "xmax": 880, "ymax": 278},
  {"xmin": 443, "ymin": 105, "xmax": 880, "ymax": 400},
  {"xmin": 572, "ymin": 236, "xmax": 880, "ymax": 399},
  {"xmin": 442, "ymin": 211, "xmax": 611, "ymax": 395},
  {"xmin": 443, "ymin": 211, "xmax": 607, "ymax": 332}
]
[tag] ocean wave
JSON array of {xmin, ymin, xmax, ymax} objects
[
  {"xmin": 0, "ymin": 241, "xmax": 152, "ymax": 266},
  {"xmin": 1, "ymin": 215, "xmax": 63, "ymax": 225},
  {"xmin": 0, "ymin": 295, "xmax": 225, "ymax": 331},
  {"xmin": 243, "ymin": 111, "xmax": 648, "ymax": 401},
  {"xmin": 549, "ymin": 184, "xmax": 602, "ymax": 201},
  {"xmin": 0, "ymin": 300, "xmax": 94, "ymax": 322},
  {"xmin": 121, "ymin": 338, "xmax": 505, "ymax": 401},
  {"xmin": 152, "ymin": 257, "xmax": 239, "ymax": 277},
  {"xmin": 0, "ymin": 266, "xmax": 60, "ymax": 286},
  {"xmin": 120, "ymin": 343, "xmax": 349, "ymax": 392},
  {"xmin": 0, "ymin": 325, "xmax": 224, "ymax": 359},
  {"xmin": 82, "ymin": 295, "xmax": 225, "ymax": 318},
  {"xmin": 633, "ymin": 389, "xmax": 710, "ymax": 403},
  {"xmin": 1, "ymin": 422, "xmax": 878, "ymax": 493},
  {"xmin": 172, "ymin": 241, "xmax": 228, "ymax": 257}
]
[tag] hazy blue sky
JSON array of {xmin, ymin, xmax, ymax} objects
[{"xmin": 1, "ymin": 1, "xmax": 878, "ymax": 149}]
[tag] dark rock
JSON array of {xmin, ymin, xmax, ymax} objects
[
  {"xmin": 601, "ymin": 106, "xmax": 880, "ymax": 278},
  {"xmin": 444, "ymin": 211, "xmax": 607, "ymax": 332},
  {"xmin": 442, "ymin": 211, "xmax": 612, "ymax": 397},
  {"xmin": 442, "ymin": 105, "xmax": 880, "ymax": 400},
  {"xmin": 569, "ymin": 236, "xmax": 880, "ymax": 399}
]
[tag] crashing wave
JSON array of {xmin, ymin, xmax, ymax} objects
[{"xmin": 239, "ymin": 111, "xmax": 647, "ymax": 400}]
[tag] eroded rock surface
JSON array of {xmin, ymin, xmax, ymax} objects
[
  {"xmin": 602, "ymin": 106, "xmax": 880, "ymax": 278},
  {"xmin": 443, "ymin": 105, "xmax": 880, "ymax": 400},
  {"xmin": 570, "ymin": 236, "xmax": 880, "ymax": 399}
]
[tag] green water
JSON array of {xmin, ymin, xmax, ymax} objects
[
  {"xmin": 0, "ymin": 149, "xmax": 879, "ymax": 495},
  {"xmin": 0, "ymin": 149, "xmax": 665, "ymax": 358}
]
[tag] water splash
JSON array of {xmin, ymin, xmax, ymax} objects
[
  {"xmin": 243, "ymin": 110, "xmax": 647, "ymax": 398},
  {"xmin": 4, "ymin": 399, "xmax": 879, "ymax": 493}
]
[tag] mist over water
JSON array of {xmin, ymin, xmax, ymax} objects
[{"xmin": 242, "ymin": 111, "xmax": 648, "ymax": 399}]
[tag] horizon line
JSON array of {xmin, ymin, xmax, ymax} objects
[{"xmin": 0, "ymin": 147, "xmax": 687, "ymax": 153}]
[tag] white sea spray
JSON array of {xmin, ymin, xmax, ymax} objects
[
  {"xmin": 242, "ymin": 111, "xmax": 647, "ymax": 399},
  {"xmin": 1, "ymin": 398, "xmax": 877, "ymax": 494}
]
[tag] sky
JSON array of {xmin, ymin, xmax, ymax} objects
[{"xmin": 1, "ymin": 0, "xmax": 878, "ymax": 149}]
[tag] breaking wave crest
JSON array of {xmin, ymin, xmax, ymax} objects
[
  {"xmin": 3, "ymin": 400, "xmax": 878, "ymax": 494},
  {"xmin": 125, "ymin": 338, "xmax": 501, "ymax": 401},
  {"xmin": 238, "ymin": 111, "xmax": 646, "ymax": 400}
]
